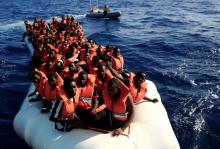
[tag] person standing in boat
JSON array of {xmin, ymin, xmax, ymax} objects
[{"xmin": 103, "ymin": 5, "xmax": 110, "ymax": 15}]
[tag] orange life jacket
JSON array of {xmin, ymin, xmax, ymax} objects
[
  {"xmin": 129, "ymin": 72, "xmax": 147, "ymax": 103},
  {"xmin": 64, "ymin": 54, "xmax": 79, "ymax": 67},
  {"xmin": 44, "ymin": 73, "xmax": 64, "ymax": 100},
  {"xmin": 103, "ymin": 79, "xmax": 129, "ymax": 121},
  {"xmin": 61, "ymin": 67, "xmax": 82, "ymax": 81},
  {"xmin": 95, "ymin": 70, "xmax": 113, "ymax": 91},
  {"xmin": 111, "ymin": 55, "xmax": 124, "ymax": 71},
  {"xmin": 34, "ymin": 69, "xmax": 47, "ymax": 97},
  {"xmin": 58, "ymin": 87, "xmax": 80, "ymax": 119},
  {"xmin": 78, "ymin": 74, "xmax": 96, "ymax": 110},
  {"xmin": 90, "ymin": 44, "xmax": 98, "ymax": 58},
  {"xmin": 40, "ymin": 62, "xmax": 54, "ymax": 76},
  {"xmin": 88, "ymin": 62, "xmax": 98, "ymax": 75}
]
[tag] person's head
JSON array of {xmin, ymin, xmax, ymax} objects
[
  {"xmin": 85, "ymin": 42, "xmax": 91, "ymax": 51},
  {"xmin": 32, "ymin": 55, "xmax": 44, "ymax": 69},
  {"xmin": 49, "ymin": 49, "xmax": 56, "ymax": 60},
  {"xmin": 134, "ymin": 72, "xmax": 146, "ymax": 87},
  {"xmin": 29, "ymin": 71, "xmax": 41, "ymax": 83},
  {"xmin": 55, "ymin": 60, "xmax": 64, "ymax": 74},
  {"xmin": 46, "ymin": 60, "xmax": 53, "ymax": 72},
  {"xmin": 91, "ymin": 56, "xmax": 100, "ymax": 67},
  {"xmin": 107, "ymin": 78, "xmax": 121, "ymax": 101},
  {"xmin": 85, "ymin": 52, "xmax": 90, "ymax": 62},
  {"xmin": 48, "ymin": 72, "xmax": 58, "ymax": 89},
  {"xmin": 97, "ymin": 46, "xmax": 103, "ymax": 59},
  {"xmin": 98, "ymin": 64, "xmax": 107, "ymax": 81},
  {"xmin": 113, "ymin": 47, "xmax": 120, "ymax": 58},
  {"xmin": 65, "ymin": 51, "xmax": 73, "ymax": 60},
  {"xmin": 64, "ymin": 77, "xmax": 77, "ymax": 97},
  {"xmin": 68, "ymin": 62, "xmax": 77, "ymax": 72},
  {"xmin": 78, "ymin": 71, "xmax": 88, "ymax": 87},
  {"xmin": 24, "ymin": 20, "xmax": 30, "ymax": 25}
]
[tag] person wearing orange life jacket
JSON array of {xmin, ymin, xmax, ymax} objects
[
  {"xmin": 89, "ymin": 40, "xmax": 98, "ymax": 58},
  {"xmin": 54, "ymin": 60, "xmax": 64, "ymax": 75},
  {"xmin": 42, "ymin": 72, "xmax": 64, "ymax": 113},
  {"xmin": 128, "ymin": 72, "xmax": 158, "ymax": 103},
  {"xmin": 50, "ymin": 77, "xmax": 82, "ymax": 131},
  {"xmin": 92, "ymin": 64, "xmax": 113, "ymax": 122},
  {"xmin": 88, "ymin": 56, "xmax": 100, "ymax": 75},
  {"xmin": 110, "ymin": 47, "xmax": 124, "ymax": 72},
  {"xmin": 108, "ymin": 66, "xmax": 159, "ymax": 103},
  {"xmin": 24, "ymin": 20, "xmax": 32, "ymax": 34},
  {"xmin": 76, "ymin": 71, "xmax": 98, "ymax": 111},
  {"xmin": 51, "ymin": 17, "xmax": 59, "ymax": 30},
  {"xmin": 28, "ymin": 69, "xmax": 47, "ymax": 102},
  {"xmin": 61, "ymin": 62, "xmax": 82, "ymax": 80},
  {"xmin": 40, "ymin": 60, "xmax": 54, "ymax": 76},
  {"xmin": 44, "ymin": 49, "xmax": 61, "ymax": 63},
  {"xmin": 95, "ymin": 64, "xmax": 113, "ymax": 93},
  {"xmin": 103, "ymin": 77, "xmax": 134, "ymax": 136},
  {"xmin": 75, "ymin": 71, "xmax": 99, "ymax": 127}
]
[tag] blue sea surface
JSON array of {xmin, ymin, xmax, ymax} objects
[{"xmin": 0, "ymin": 0, "xmax": 220, "ymax": 148}]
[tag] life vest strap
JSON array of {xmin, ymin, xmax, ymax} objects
[{"xmin": 111, "ymin": 112, "xmax": 128, "ymax": 120}]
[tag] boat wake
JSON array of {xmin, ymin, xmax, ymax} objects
[{"xmin": 0, "ymin": 21, "xmax": 25, "ymax": 31}]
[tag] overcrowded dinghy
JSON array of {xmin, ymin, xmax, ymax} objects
[{"xmin": 13, "ymin": 35, "xmax": 180, "ymax": 149}]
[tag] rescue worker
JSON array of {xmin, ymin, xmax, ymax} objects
[{"xmin": 103, "ymin": 5, "xmax": 110, "ymax": 15}]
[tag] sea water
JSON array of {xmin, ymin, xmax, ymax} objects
[{"xmin": 0, "ymin": 0, "xmax": 219, "ymax": 148}]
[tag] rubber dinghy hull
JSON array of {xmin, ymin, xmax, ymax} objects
[
  {"xmin": 13, "ymin": 35, "xmax": 180, "ymax": 149},
  {"xmin": 86, "ymin": 12, "xmax": 121, "ymax": 19}
]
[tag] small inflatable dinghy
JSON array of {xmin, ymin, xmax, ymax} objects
[
  {"xmin": 13, "ymin": 35, "xmax": 180, "ymax": 149},
  {"xmin": 86, "ymin": 12, "xmax": 121, "ymax": 19}
]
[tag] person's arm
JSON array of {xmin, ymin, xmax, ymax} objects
[
  {"xmin": 90, "ymin": 86, "xmax": 99, "ymax": 114},
  {"xmin": 107, "ymin": 64, "xmax": 130, "ymax": 86},
  {"xmin": 112, "ymin": 94, "xmax": 134, "ymax": 136},
  {"xmin": 143, "ymin": 97, "xmax": 158, "ymax": 103},
  {"xmin": 28, "ymin": 89, "xmax": 38, "ymax": 97}
]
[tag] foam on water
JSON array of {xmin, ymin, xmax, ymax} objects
[{"xmin": 0, "ymin": 21, "xmax": 25, "ymax": 31}]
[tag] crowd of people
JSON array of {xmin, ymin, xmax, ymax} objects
[{"xmin": 24, "ymin": 16, "xmax": 158, "ymax": 136}]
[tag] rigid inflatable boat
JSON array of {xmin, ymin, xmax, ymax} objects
[
  {"xmin": 86, "ymin": 12, "xmax": 121, "ymax": 19},
  {"xmin": 13, "ymin": 35, "xmax": 180, "ymax": 149}
]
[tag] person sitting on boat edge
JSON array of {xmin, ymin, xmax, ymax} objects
[{"xmin": 103, "ymin": 4, "xmax": 110, "ymax": 15}]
